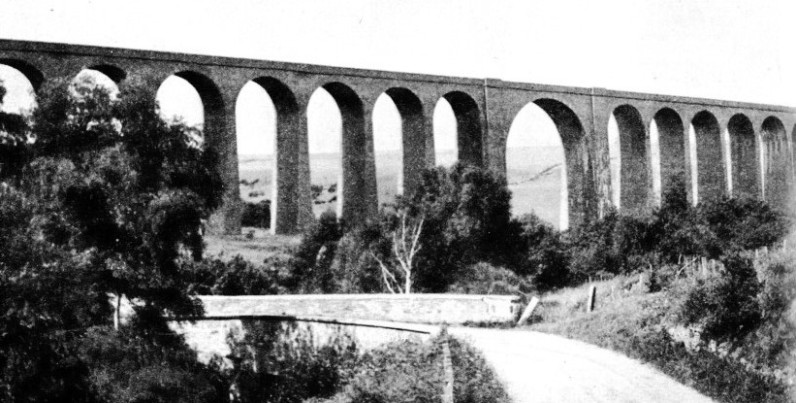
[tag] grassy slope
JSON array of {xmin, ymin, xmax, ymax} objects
[{"xmin": 526, "ymin": 273, "xmax": 793, "ymax": 403}]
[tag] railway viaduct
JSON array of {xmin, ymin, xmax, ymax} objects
[{"xmin": 1, "ymin": 39, "xmax": 794, "ymax": 234}]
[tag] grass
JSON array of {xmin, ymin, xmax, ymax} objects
[
  {"xmin": 204, "ymin": 229, "xmax": 300, "ymax": 263},
  {"xmin": 526, "ymin": 270, "xmax": 793, "ymax": 403}
]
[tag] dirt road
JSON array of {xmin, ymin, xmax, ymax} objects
[{"xmin": 448, "ymin": 327, "xmax": 715, "ymax": 403}]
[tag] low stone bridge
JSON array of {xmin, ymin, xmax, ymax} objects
[{"xmin": 2, "ymin": 39, "xmax": 794, "ymax": 234}]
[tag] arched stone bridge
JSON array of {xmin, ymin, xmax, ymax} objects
[{"xmin": 2, "ymin": 39, "xmax": 794, "ymax": 233}]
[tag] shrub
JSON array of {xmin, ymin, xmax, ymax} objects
[
  {"xmin": 290, "ymin": 211, "xmax": 344, "ymax": 293},
  {"xmin": 227, "ymin": 322, "xmax": 360, "ymax": 403},
  {"xmin": 241, "ymin": 200, "xmax": 271, "ymax": 229},
  {"xmin": 517, "ymin": 213, "xmax": 570, "ymax": 290},
  {"xmin": 449, "ymin": 262, "xmax": 532, "ymax": 296},
  {"xmin": 182, "ymin": 255, "xmax": 292, "ymax": 295},
  {"xmin": 678, "ymin": 254, "xmax": 762, "ymax": 344},
  {"xmin": 327, "ymin": 335, "xmax": 510, "ymax": 403}
]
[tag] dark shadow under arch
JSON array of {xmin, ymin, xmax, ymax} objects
[
  {"xmin": 727, "ymin": 114, "xmax": 758, "ymax": 199},
  {"xmin": 652, "ymin": 108, "xmax": 686, "ymax": 200},
  {"xmin": 0, "ymin": 59, "xmax": 44, "ymax": 91},
  {"xmin": 613, "ymin": 104, "xmax": 650, "ymax": 214},
  {"xmin": 691, "ymin": 110, "xmax": 725, "ymax": 202},
  {"xmin": 761, "ymin": 116, "xmax": 789, "ymax": 210},
  {"xmin": 442, "ymin": 91, "xmax": 482, "ymax": 167},
  {"xmin": 89, "ymin": 64, "xmax": 127, "ymax": 84}
]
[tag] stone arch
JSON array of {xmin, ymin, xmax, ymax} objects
[
  {"xmin": 441, "ymin": 91, "xmax": 482, "ymax": 167},
  {"xmin": 0, "ymin": 59, "xmax": 44, "ymax": 91},
  {"xmin": 88, "ymin": 64, "xmax": 127, "ymax": 84},
  {"xmin": 237, "ymin": 77, "xmax": 301, "ymax": 233},
  {"xmin": 727, "ymin": 114, "xmax": 757, "ymax": 199},
  {"xmin": 651, "ymin": 108, "xmax": 686, "ymax": 203},
  {"xmin": 162, "ymin": 71, "xmax": 235, "ymax": 233},
  {"xmin": 506, "ymin": 98, "xmax": 587, "ymax": 229},
  {"xmin": 375, "ymin": 87, "xmax": 425, "ymax": 199},
  {"xmin": 611, "ymin": 104, "xmax": 650, "ymax": 214},
  {"xmin": 317, "ymin": 81, "xmax": 375, "ymax": 223},
  {"xmin": 761, "ymin": 116, "xmax": 789, "ymax": 210},
  {"xmin": 690, "ymin": 111, "xmax": 725, "ymax": 203}
]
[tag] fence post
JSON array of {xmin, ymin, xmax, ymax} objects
[
  {"xmin": 440, "ymin": 327, "xmax": 454, "ymax": 403},
  {"xmin": 587, "ymin": 285, "xmax": 597, "ymax": 313},
  {"xmin": 516, "ymin": 296, "xmax": 541, "ymax": 326}
]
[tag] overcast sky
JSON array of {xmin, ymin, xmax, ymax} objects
[{"xmin": 1, "ymin": 0, "xmax": 794, "ymax": 154}]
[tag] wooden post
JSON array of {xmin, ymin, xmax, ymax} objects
[
  {"xmin": 516, "ymin": 296, "xmax": 540, "ymax": 326},
  {"xmin": 587, "ymin": 285, "xmax": 597, "ymax": 312}
]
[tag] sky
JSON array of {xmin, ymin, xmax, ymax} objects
[{"xmin": 0, "ymin": 0, "xmax": 794, "ymax": 156}]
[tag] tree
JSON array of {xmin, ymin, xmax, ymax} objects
[
  {"xmin": 0, "ymin": 77, "xmax": 228, "ymax": 401},
  {"xmin": 370, "ymin": 210, "xmax": 424, "ymax": 294}
]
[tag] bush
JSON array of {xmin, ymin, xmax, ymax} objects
[
  {"xmin": 626, "ymin": 329, "xmax": 789, "ymax": 403},
  {"xmin": 241, "ymin": 200, "xmax": 271, "ymax": 229},
  {"xmin": 678, "ymin": 254, "xmax": 762, "ymax": 344},
  {"xmin": 182, "ymin": 255, "xmax": 292, "ymax": 295},
  {"xmin": 517, "ymin": 213, "xmax": 570, "ymax": 290},
  {"xmin": 449, "ymin": 262, "xmax": 532, "ymax": 296},
  {"xmin": 227, "ymin": 322, "xmax": 360, "ymax": 403},
  {"xmin": 326, "ymin": 335, "xmax": 510, "ymax": 403},
  {"xmin": 290, "ymin": 211, "xmax": 344, "ymax": 293}
]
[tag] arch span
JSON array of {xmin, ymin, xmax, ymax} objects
[
  {"xmin": 0, "ymin": 59, "xmax": 44, "ymax": 91},
  {"xmin": 611, "ymin": 105, "xmax": 650, "ymax": 214},
  {"xmin": 318, "ymin": 82, "xmax": 376, "ymax": 223},
  {"xmin": 237, "ymin": 77, "xmax": 303, "ymax": 234},
  {"xmin": 535, "ymin": 99, "xmax": 587, "ymax": 228},
  {"xmin": 690, "ymin": 111, "xmax": 725, "ymax": 203},
  {"xmin": 651, "ymin": 108, "xmax": 686, "ymax": 202},
  {"xmin": 727, "ymin": 114, "xmax": 757, "ymax": 199},
  {"xmin": 442, "ymin": 91, "xmax": 482, "ymax": 167},
  {"xmin": 761, "ymin": 116, "xmax": 789, "ymax": 210},
  {"xmin": 384, "ymin": 87, "xmax": 425, "ymax": 197},
  {"xmin": 164, "ymin": 71, "xmax": 237, "ymax": 232}
]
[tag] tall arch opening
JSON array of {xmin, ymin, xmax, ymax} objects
[
  {"xmin": 651, "ymin": 108, "xmax": 685, "ymax": 203},
  {"xmin": 727, "ymin": 114, "xmax": 757, "ymax": 199},
  {"xmin": 157, "ymin": 71, "xmax": 234, "ymax": 232},
  {"xmin": 608, "ymin": 105, "xmax": 650, "ymax": 214},
  {"xmin": 761, "ymin": 116, "xmax": 789, "ymax": 210},
  {"xmin": 433, "ymin": 91, "xmax": 482, "ymax": 168},
  {"xmin": 506, "ymin": 99, "xmax": 586, "ymax": 229},
  {"xmin": 0, "ymin": 62, "xmax": 39, "ymax": 114},
  {"xmin": 433, "ymin": 97, "xmax": 456, "ymax": 166},
  {"xmin": 308, "ymin": 82, "xmax": 373, "ymax": 222},
  {"xmin": 0, "ymin": 63, "xmax": 37, "ymax": 181},
  {"xmin": 690, "ymin": 111, "xmax": 725, "ymax": 203},
  {"xmin": 236, "ymin": 77, "xmax": 300, "ymax": 233},
  {"xmin": 373, "ymin": 88, "xmax": 425, "ymax": 204}
]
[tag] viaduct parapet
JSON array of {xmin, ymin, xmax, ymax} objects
[{"xmin": 2, "ymin": 39, "xmax": 794, "ymax": 233}]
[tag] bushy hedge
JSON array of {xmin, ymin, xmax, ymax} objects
[{"xmin": 241, "ymin": 200, "xmax": 271, "ymax": 229}]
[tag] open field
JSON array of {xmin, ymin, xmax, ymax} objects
[
  {"xmin": 238, "ymin": 146, "xmax": 566, "ymax": 228},
  {"xmin": 204, "ymin": 230, "xmax": 301, "ymax": 262}
]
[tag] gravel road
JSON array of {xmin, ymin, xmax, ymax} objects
[{"xmin": 447, "ymin": 327, "xmax": 716, "ymax": 403}]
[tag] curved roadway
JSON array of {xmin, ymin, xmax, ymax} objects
[{"xmin": 446, "ymin": 327, "xmax": 715, "ymax": 403}]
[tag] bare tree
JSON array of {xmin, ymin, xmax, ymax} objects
[{"xmin": 371, "ymin": 211, "xmax": 424, "ymax": 294}]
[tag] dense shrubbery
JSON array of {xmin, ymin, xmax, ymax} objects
[
  {"xmin": 226, "ymin": 323, "xmax": 360, "ymax": 403},
  {"xmin": 321, "ymin": 334, "xmax": 510, "ymax": 403},
  {"xmin": 241, "ymin": 200, "xmax": 271, "ymax": 229},
  {"xmin": 0, "ymin": 77, "xmax": 226, "ymax": 400}
]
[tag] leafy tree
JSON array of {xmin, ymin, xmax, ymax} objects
[
  {"xmin": 0, "ymin": 76, "xmax": 227, "ymax": 401},
  {"xmin": 396, "ymin": 164, "xmax": 524, "ymax": 291}
]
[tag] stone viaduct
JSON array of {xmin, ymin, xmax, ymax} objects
[{"xmin": 1, "ymin": 39, "xmax": 794, "ymax": 234}]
